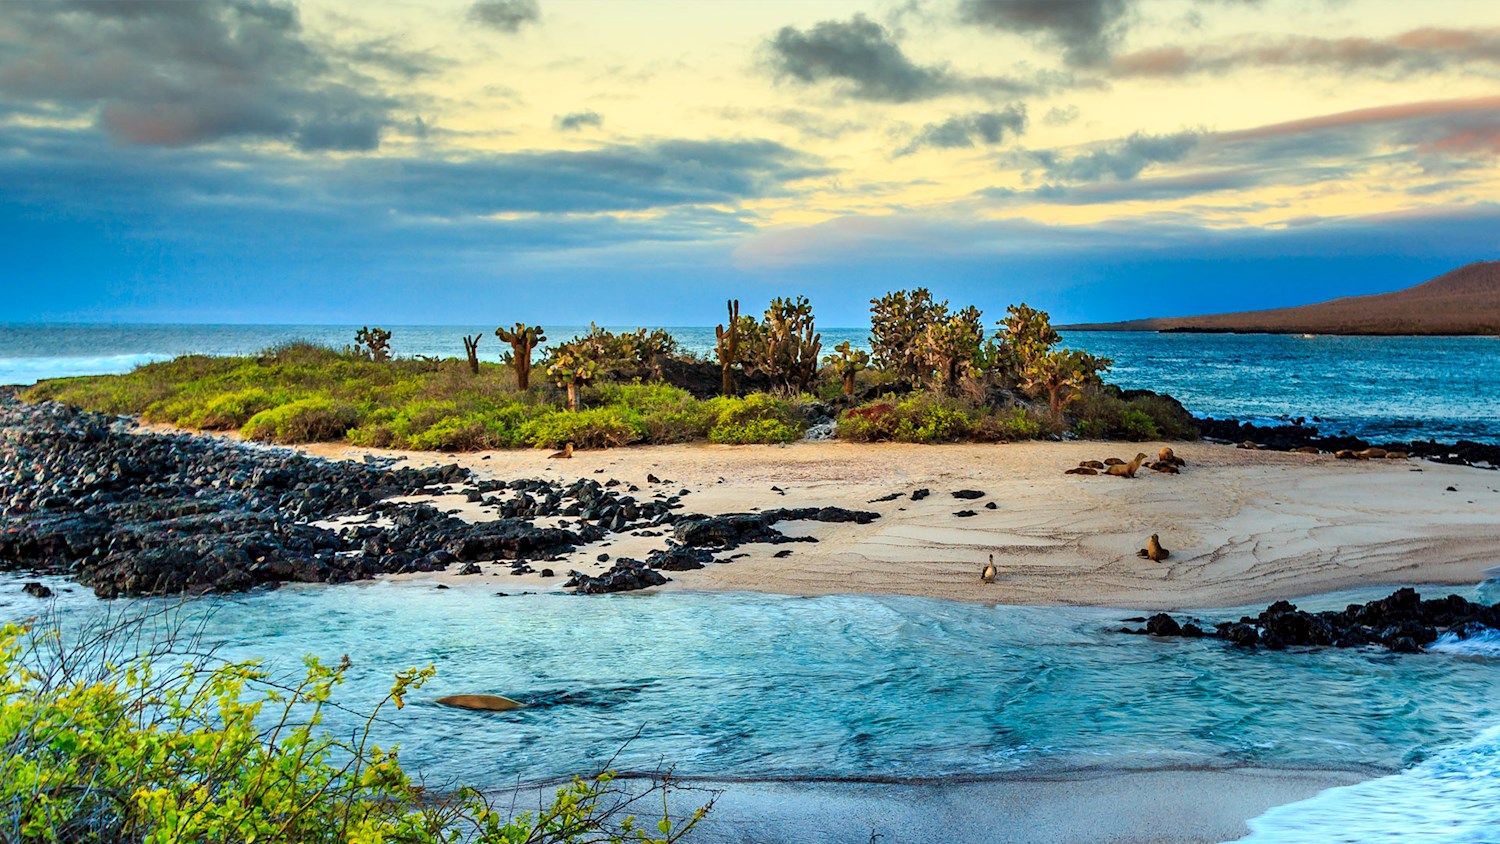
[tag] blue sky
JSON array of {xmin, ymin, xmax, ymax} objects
[{"xmin": 2, "ymin": 0, "xmax": 1497, "ymax": 326}]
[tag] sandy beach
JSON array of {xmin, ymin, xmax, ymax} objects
[{"xmin": 295, "ymin": 438, "xmax": 1500, "ymax": 610}]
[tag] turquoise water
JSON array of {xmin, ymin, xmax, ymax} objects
[
  {"xmin": 5, "ymin": 577, "xmax": 1499, "ymax": 808},
  {"xmin": 2, "ymin": 324, "xmax": 1497, "ymax": 443}
]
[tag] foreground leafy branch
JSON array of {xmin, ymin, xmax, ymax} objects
[{"xmin": 0, "ymin": 612, "xmax": 709, "ymax": 843}]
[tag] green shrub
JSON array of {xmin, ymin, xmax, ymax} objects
[
  {"xmin": 1069, "ymin": 387, "xmax": 1196, "ymax": 441},
  {"xmin": 704, "ymin": 394, "xmax": 805, "ymax": 444},
  {"xmin": 974, "ymin": 406, "xmax": 1052, "ymax": 441},
  {"xmin": 0, "ymin": 618, "xmax": 707, "ymax": 843},
  {"xmin": 242, "ymin": 399, "xmax": 359, "ymax": 443},
  {"xmin": 521, "ymin": 408, "xmax": 644, "ymax": 449},
  {"xmin": 837, "ymin": 394, "xmax": 974, "ymax": 443},
  {"xmin": 181, "ymin": 387, "xmax": 283, "ymax": 430}
]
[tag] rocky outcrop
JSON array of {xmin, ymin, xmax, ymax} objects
[
  {"xmin": 1195, "ymin": 418, "xmax": 1500, "ymax": 470},
  {"xmin": 1125, "ymin": 588, "xmax": 1500, "ymax": 652}
]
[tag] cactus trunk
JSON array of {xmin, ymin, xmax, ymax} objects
[{"xmin": 566, "ymin": 381, "xmax": 578, "ymax": 411}]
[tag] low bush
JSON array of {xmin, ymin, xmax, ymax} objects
[
  {"xmin": 242, "ymin": 398, "xmax": 359, "ymax": 444},
  {"xmin": 704, "ymin": 394, "xmax": 805, "ymax": 444},
  {"xmin": 1069, "ymin": 387, "xmax": 1198, "ymax": 441},
  {"xmin": 837, "ymin": 394, "xmax": 975, "ymax": 443},
  {"xmin": 180, "ymin": 387, "xmax": 284, "ymax": 429},
  {"xmin": 521, "ymin": 408, "xmax": 644, "ymax": 449}
]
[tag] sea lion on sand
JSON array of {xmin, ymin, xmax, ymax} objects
[
  {"xmin": 1065, "ymin": 467, "xmax": 1099, "ymax": 475},
  {"xmin": 981, "ymin": 554, "xmax": 998, "ymax": 583},
  {"xmin": 548, "ymin": 442, "xmax": 574, "ymax": 459},
  {"xmin": 1335, "ymin": 449, "xmax": 1357, "ymax": 459},
  {"xmin": 1157, "ymin": 447, "xmax": 1185, "ymax": 467},
  {"xmin": 1385, "ymin": 451, "xmax": 1409, "ymax": 459},
  {"xmin": 1148, "ymin": 462, "xmax": 1180, "ymax": 474},
  {"xmin": 1237, "ymin": 440, "xmax": 1262, "ymax": 450},
  {"xmin": 435, "ymin": 694, "xmax": 525, "ymax": 712},
  {"xmin": 1357, "ymin": 447, "xmax": 1388, "ymax": 460},
  {"xmin": 1106, "ymin": 453, "xmax": 1148, "ymax": 478},
  {"xmin": 1136, "ymin": 534, "xmax": 1170, "ymax": 562},
  {"xmin": 1080, "ymin": 460, "xmax": 1105, "ymax": 470},
  {"xmin": 1293, "ymin": 446, "xmax": 1320, "ymax": 454},
  {"xmin": 1103, "ymin": 457, "xmax": 1126, "ymax": 466}
]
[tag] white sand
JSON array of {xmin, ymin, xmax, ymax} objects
[{"xmin": 294, "ymin": 439, "xmax": 1500, "ymax": 610}]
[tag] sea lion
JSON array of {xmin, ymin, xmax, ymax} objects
[
  {"xmin": 1356, "ymin": 447, "xmax": 1388, "ymax": 460},
  {"xmin": 1080, "ymin": 460, "xmax": 1105, "ymax": 470},
  {"xmin": 548, "ymin": 442, "xmax": 574, "ymax": 459},
  {"xmin": 1237, "ymin": 440, "xmax": 1262, "ymax": 450},
  {"xmin": 1293, "ymin": 446, "xmax": 1320, "ymax": 454},
  {"xmin": 1385, "ymin": 451, "xmax": 1408, "ymax": 459},
  {"xmin": 1064, "ymin": 467, "xmax": 1098, "ymax": 475},
  {"xmin": 1106, "ymin": 453, "xmax": 1148, "ymax": 478},
  {"xmin": 981, "ymin": 554, "xmax": 997, "ymax": 584},
  {"xmin": 1157, "ymin": 447, "xmax": 1185, "ymax": 467},
  {"xmin": 435, "ymin": 694, "xmax": 525, "ymax": 712},
  {"xmin": 1148, "ymin": 462, "xmax": 1180, "ymax": 474},
  {"xmin": 1136, "ymin": 534, "xmax": 1170, "ymax": 562},
  {"xmin": 1335, "ymin": 450, "xmax": 1357, "ymax": 459}
]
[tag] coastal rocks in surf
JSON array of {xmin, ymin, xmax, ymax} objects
[
  {"xmin": 1126, "ymin": 588, "xmax": 1500, "ymax": 653},
  {"xmin": 1194, "ymin": 417, "xmax": 1500, "ymax": 470}
]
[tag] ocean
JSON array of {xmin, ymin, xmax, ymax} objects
[{"xmin": 2, "ymin": 323, "xmax": 1497, "ymax": 444}]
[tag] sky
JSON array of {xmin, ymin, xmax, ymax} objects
[{"xmin": 2, "ymin": 0, "xmax": 1498, "ymax": 326}]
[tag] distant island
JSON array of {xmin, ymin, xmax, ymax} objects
[{"xmin": 1065, "ymin": 261, "xmax": 1500, "ymax": 336}]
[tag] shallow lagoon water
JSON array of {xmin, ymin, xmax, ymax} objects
[{"xmin": 5, "ymin": 578, "xmax": 1499, "ymax": 801}]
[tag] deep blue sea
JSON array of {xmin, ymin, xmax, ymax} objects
[{"xmin": 1, "ymin": 323, "xmax": 1497, "ymax": 443}]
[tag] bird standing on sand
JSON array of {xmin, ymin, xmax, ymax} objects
[
  {"xmin": 981, "ymin": 554, "xmax": 998, "ymax": 583},
  {"xmin": 548, "ymin": 442, "xmax": 574, "ymax": 459}
]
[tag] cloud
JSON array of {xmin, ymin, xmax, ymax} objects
[
  {"xmin": 896, "ymin": 106, "xmax": 1028, "ymax": 156},
  {"xmin": 766, "ymin": 14, "xmax": 953, "ymax": 101},
  {"xmin": 1018, "ymin": 131, "xmax": 1202, "ymax": 182},
  {"xmin": 1111, "ymin": 28, "xmax": 1500, "ymax": 78},
  {"xmin": 0, "ymin": 0, "xmax": 398, "ymax": 152},
  {"xmin": 467, "ymin": 0, "xmax": 540, "ymax": 33},
  {"xmin": 555, "ymin": 110, "xmax": 603, "ymax": 132},
  {"xmin": 958, "ymin": 0, "xmax": 1129, "ymax": 67}
]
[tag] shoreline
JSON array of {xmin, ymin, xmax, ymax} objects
[{"xmin": 290, "ymin": 437, "xmax": 1500, "ymax": 610}]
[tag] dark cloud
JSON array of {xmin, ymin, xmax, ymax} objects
[
  {"xmin": 1112, "ymin": 28, "xmax": 1500, "ymax": 78},
  {"xmin": 896, "ymin": 106, "xmax": 1028, "ymax": 156},
  {"xmin": 958, "ymin": 0, "xmax": 1129, "ymax": 66},
  {"xmin": 766, "ymin": 14, "xmax": 953, "ymax": 101},
  {"xmin": 0, "ymin": 0, "xmax": 397, "ymax": 151},
  {"xmin": 555, "ymin": 110, "xmax": 603, "ymax": 132},
  {"xmin": 1020, "ymin": 131, "xmax": 1201, "ymax": 182},
  {"xmin": 467, "ymin": 0, "xmax": 540, "ymax": 33}
]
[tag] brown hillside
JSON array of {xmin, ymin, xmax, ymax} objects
[{"xmin": 1067, "ymin": 261, "xmax": 1500, "ymax": 335}]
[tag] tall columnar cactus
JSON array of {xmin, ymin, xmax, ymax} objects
[
  {"xmin": 824, "ymin": 340, "xmax": 870, "ymax": 397},
  {"xmin": 869, "ymin": 289, "xmax": 940, "ymax": 385},
  {"xmin": 461, "ymin": 334, "xmax": 482, "ymax": 375},
  {"xmin": 547, "ymin": 346, "xmax": 599, "ymax": 411},
  {"xmin": 714, "ymin": 299, "xmax": 740, "ymax": 396},
  {"xmin": 760, "ymin": 296, "xmax": 821, "ymax": 392},
  {"xmin": 924, "ymin": 305, "xmax": 985, "ymax": 392},
  {"xmin": 353, "ymin": 326, "xmax": 392, "ymax": 362},
  {"xmin": 495, "ymin": 323, "xmax": 546, "ymax": 391}
]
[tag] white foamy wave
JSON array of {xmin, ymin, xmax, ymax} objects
[
  {"xmin": 0, "ymin": 354, "xmax": 169, "ymax": 386},
  {"xmin": 1233, "ymin": 724, "xmax": 1500, "ymax": 843},
  {"xmin": 1427, "ymin": 629, "xmax": 1500, "ymax": 658}
]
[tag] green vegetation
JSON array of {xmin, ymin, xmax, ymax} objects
[
  {"xmin": 25, "ymin": 301, "xmax": 1198, "ymax": 451},
  {"xmin": 0, "ymin": 614, "xmax": 707, "ymax": 843}
]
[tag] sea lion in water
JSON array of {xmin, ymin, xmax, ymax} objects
[
  {"xmin": 981, "ymin": 554, "xmax": 997, "ymax": 583},
  {"xmin": 1157, "ymin": 447, "xmax": 1185, "ymax": 467},
  {"xmin": 1064, "ymin": 466, "xmax": 1098, "ymax": 475},
  {"xmin": 1136, "ymin": 534, "xmax": 1169, "ymax": 562},
  {"xmin": 435, "ymin": 694, "xmax": 525, "ymax": 712},
  {"xmin": 1103, "ymin": 457, "xmax": 1126, "ymax": 466},
  {"xmin": 1106, "ymin": 453, "xmax": 1148, "ymax": 478},
  {"xmin": 1080, "ymin": 460, "xmax": 1105, "ymax": 470},
  {"xmin": 548, "ymin": 442, "xmax": 574, "ymax": 459}
]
